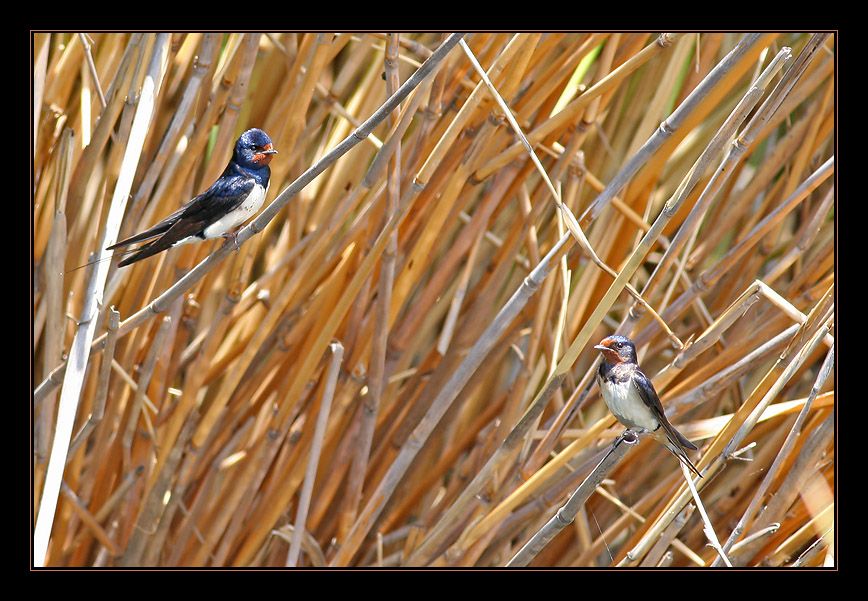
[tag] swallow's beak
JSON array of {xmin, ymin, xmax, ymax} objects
[
  {"xmin": 262, "ymin": 143, "xmax": 278, "ymax": 155},
  {"xmin": 594, "ymin": 344, "xmax": 608, "ymax": 352}
]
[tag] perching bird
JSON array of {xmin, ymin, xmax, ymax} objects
[
  {"xmin": 594, "ymin": 335, "xmax": 702, "ymax": 478},
  {"xmin": 107, "ymin": 128, "xmax": 277, "ymax": 267}
]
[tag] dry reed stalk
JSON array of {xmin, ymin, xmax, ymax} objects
[
  {"xmin": 341, "ymin": 33, "xmax": 403, "ymax": 535},
  {"xmin": 712, "ymin": 344, "xmax": 834, "ymax": 566},
  {"xmin": 37, "ymin": 128, "xmax": 74, "ymax": 459},
  {"xmin": 34, "ymin": 34, "xmax": 171, "ymax": 566},
  {"xmin": 33, "ymin": 32, "xmax": 834, "ymax": 568},
  {"xmin": 288, "ymin": 342, "xmax": 343, "ymax": 566},
  {"xmin": 618, "ymin": 304, "xmax": 832, "ymax": 566},
  {"xmin": 506, "ymin": 431, "xmax": 639, "ymax": 566},
  {"xmin": 409, "ymin": 32, "xmax": 789, "ymax": 565}
]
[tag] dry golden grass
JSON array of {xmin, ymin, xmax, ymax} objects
[{"xmin": 33, "ymin": 32, "xmax": 834, "ymax": 568}]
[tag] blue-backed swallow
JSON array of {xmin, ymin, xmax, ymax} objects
[
  {"xmin": 595, "ymin": 335, "xmax": 702, "ymax": 478},
  {"xmin": 107, "ymin": 128, "xmax": 277, "ymax": 267}
]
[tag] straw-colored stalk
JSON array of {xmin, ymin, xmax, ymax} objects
[{"xmin": 33, "ymin": 32, "xmax": 834, "ymax": 568}]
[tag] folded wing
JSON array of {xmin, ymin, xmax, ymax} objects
[{"xmin": 108, "ymin": 170, "xmax": 256, "ymax": 266}]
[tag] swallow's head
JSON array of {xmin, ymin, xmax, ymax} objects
[
  {"xmin": 594, "ymin": 335, "xmax": 638, "ymax": 365},
  {"xmin": 234, "ymin": 128, "xmax": 278, "ymax": 168}
]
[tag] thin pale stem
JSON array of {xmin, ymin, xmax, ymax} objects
[
  {"xmin": 506, "ymin": 431, "xmax": 639, "ymax": 567},
  {"xmin": 288, "ymin": 342, "xmax": 344, "ymax": 567}
]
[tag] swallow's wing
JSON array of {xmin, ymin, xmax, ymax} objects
[
  {"xmin": 114, "ymin": 174, "xmax": 256, "ymax": 267},
  {"xmin": 631, "ymin": 368, "xmax": 702, "ymax": 477},
  {"xmin": 631, "ymin": 369, "xmax": 697, "ymax": 451},
  {"xmin": 115, "ymin": 215, "xmax": 205, "ymax": 266},
  {"xmin": 106, "ymin": 204, "xmax": 185, "ymax": 249},
  {"xmin": 164, "ymin": 168, "xmax": 257, "ymax": 228},
  {"xmin": 108, "ymin": 167, "xmax": 255, "ymax": 250}
]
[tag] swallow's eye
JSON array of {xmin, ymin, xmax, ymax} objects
[{"xmin": 615, "ymin": 342, "xmax": 623, "ymax": 348}]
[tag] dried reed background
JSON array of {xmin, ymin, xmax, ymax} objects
[{"xmin": 32, "ymin": 32, "xmax": 835, "ymax": 567}]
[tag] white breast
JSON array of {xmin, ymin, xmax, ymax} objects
[
  {"xmin": 202, "ymin": 183, "xmax": 267, "ymax": 239},
  {"xmin": 599, "ymin": 376, "xmax": 659, "ymax": 431}
]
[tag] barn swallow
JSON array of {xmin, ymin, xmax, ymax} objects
[
  {"xmin": 595, "ymin": 335, "xmax": 702, "ymax": 478},
  {"xmin": 107, "ymin": 128, "xmax": 277, "ymax": 267}
]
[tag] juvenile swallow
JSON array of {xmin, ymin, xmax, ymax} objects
[
  {"xmin": 107, "ymin": 128, "xmax": 277, "ymax": 267},
  {"xmin": 595, "ymin": 335, "xmax": 702, "ymax": 478}
]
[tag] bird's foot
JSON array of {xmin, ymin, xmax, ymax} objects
[
  {"xmin": 620, "ymin": 429, "xmax": 640, "ymax": 444},
  {"xmin": 222, "ymin": 230, "xmax": 241, "ymax": 252},
  {"xmin": 616, "ymin": 429, "xmax": 640, "ymax": 448}
]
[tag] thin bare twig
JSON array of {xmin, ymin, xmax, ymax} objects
[
  {"xmin": 332, "ymin": 234, "xmax": 573, "ymax": 566},
  {"xmin": 68, "ymin": 307, "xmax": 120, "ymax": 457},
  {"xmin": 77, "ymin": 33, "xmax": 108, "ymax": 109},
  {"xmin": 34, "ymin": 34, "xmax": 170, "ymax": 567},
  {"xmin": 506, "ymin": 431, "xmax": 639, "ymax": 567},
  {"xmin": 342, "ymin": 33, "xmax": 403, "ymax": 533},
  {"xmin": 288, "ymin": 342, "xmax": 344, "ymax": 567},
  {"xmin": 33, "ymin": 33, "xmax": 466, "ymax": 405},
  {"xmin": 679, "ymin": 461, "xmax": 731, "ymax": 567}
]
